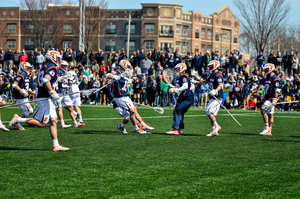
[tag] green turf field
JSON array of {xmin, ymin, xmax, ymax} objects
[{"xmin": 1, "ymin": 105, "xmax": 300, "ymax": 198}]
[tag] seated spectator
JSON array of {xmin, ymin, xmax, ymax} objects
[
  {"xmin": 247, "ymin": 96, "xmax": 257, "ymax": 110},
  {"xmin": 228, "ymin": 68, "xmax": 237, "ymax": 79}
]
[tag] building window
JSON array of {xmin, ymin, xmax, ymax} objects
[
  {"xmin": 234, "ymin": 34, "xmax": 237, "ymax": 43},
  {"xmin": 207, "ymin": 29, "xmax": 212, "ymax": 39},
  {"xmin": 201, "ymin": 28, "xmax": 205, "ymax": 38},
  {"xmin": 126, "ymin": 24, "xmax": 135, "ymax": 33},
  {"xmin": 201, "ymin": 44, "xmax": 205, "ymax": 52},
  {"xmin": 160, "ymin": 42, "xmax": 172, "ymax": 51},
  {"xmin": 28, "ymin": 25, "xmax": 35, "ymax": 33},
  {"xmin": 145, "ymin": 41, "xmax": 154, "ymax": 50},
  {"xmin": 25, "ymin": 41, "xmax": 34, "ymax": 50},
  {"xmin": 106, "ymin": 41, "xmax": 116, "ymax": 51},
  {"xmin": 207, "ymin": 45, "xmax": 211, "ymax": 52},
  {"xmin": 195, "ymin": 29, "xmax": 199, "ymax": 38},
  {"xmin": 8, "ymin": 24, "xmax": 16, "ymax": 33},
  {"xmin": 63, "ymin": 25, "xmax": 72, "ymax": 33},
  {"xmin": 160, "ymin": 25, "xmax": 173, "ymax": 35},
  {"xmin": 8, "ymin": 40, "xmax": 16, "ymax": 49},
  {"xmin": 182, "ymin": 43, "xmax": 186, "ymax": 53},
  {"xmin": 63, "ymin": 41, "xmax": 72, "ymax": 49},
  {"xmin": 145, "ymin": 24, "xmax": 154, "ymax": 33},
  {"xmin": 183, "ymin": 26, "xmax": 188, "ymax": 36},
  {"xmin": 215, "ymin": 32, "xmax": 219, "ymax": 41},
  {"xmin": 107, "ymin": 24, "xmax": 116, "ymax": 34},
  {"xmin": 227, "ymin": 33, "xmax": 230, "ymax": 41},
  {"xmin": 176, "ymin": 42, "xmax": 180, "ymax": 51},
  {"xmin": 126, "ymin": 41, "xmax": 135, "ymax": 51},
  {"xmin": 195, "ymin": 44, "xmax": 199, "ymax": 53},
  {"xmin": 176, "ymin": 25, "xmax": 180, "ymax": 34},
  {"xmin": 215, "ymin": 47, "xmax": 219, "ymax": 54}
]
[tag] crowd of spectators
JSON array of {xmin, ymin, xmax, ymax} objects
[{"xmin": 0, "ymin": 46, "xmax": 300, "ymax": 111}]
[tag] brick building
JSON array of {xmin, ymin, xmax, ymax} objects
[{"xmin": 0, "ymin": 3, "xmax": 239, "ymax": 55}]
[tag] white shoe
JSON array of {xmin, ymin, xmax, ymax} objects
[
  {"xmin": 135, "ymin": 128, "xmax": 147, "ymax": 135},
  {"xmin": 213, "ymin": 125, "xmax": 221, "ymax": 134},
  {"xmin": 141, "ymin": 124, "xmax": 154, "ymax": 130},
  {"xmin": 61, "ymin": 124, "xmax": 71, "ymax": 129},
  {"xmin": 117, "ymin": 124, "xmax": 127, "ymax": 134},
  {"xmin": 16, "ymin": 123, "xmax": 25, "ymax": 130},
  {"xmin": 206, "ymin": 131, "xmax": 219, "ymax": 136},
  {"xmin": 74, "ymin": 122, "xmax": 85, "ymax": 128},
  {"xmin": 53, "ymin": 145, "xmax": 69, "ymax": 152},
  {"xmin": 8, "ymin": 114, "xmax": 19, "ymax": 129},
  {"xmin": 260, "ymin": 128, "xmax": 271, "ymax": 136},
  {"xmin": 0, "ymin": 124, "xmax": 9, "ymax": 132}
]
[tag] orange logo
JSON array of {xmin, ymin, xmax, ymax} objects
[
  {"xmin": 44, "ymin": 117, "xmax": 48, "ymax": 122},
  {"xmin": 129, "ymin": 103, "xmax": 132, "ymax": 107}
]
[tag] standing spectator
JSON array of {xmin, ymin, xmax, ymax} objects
[
  {"xmin": 160, "ymin": 52, "xmax": 166, "ymax": 68},
  {"xmin": 95, "ymin": 49, "xmax": 104, "ymax": 66},
  {"xmin": 133, "ymin": 78, "xmax": 141, "ymax": 103},
  {"xmin": 282, "ymin": 80, "xmax": 293, "ymax": 111},
  {"xmin": 147, "ymin": 50, "xmax": 153, "ymax": 61},
  {"xmin": 242, "ymin": 82, "xmax": 250, "ymax": 108},
  {"xmin": 211, "ymin": 51, "xmax": 216, "ymax": 60},
  {"xmin": 276, "ymin": 52, "xmax": 283, "ymax": 70},
  {"xmin": 183, "ymin": 51, "xmax": 193, "ymax": 74},
  {"xmin": 81, "ymin": 51, "xmax": 87, "ymax": 66},
  {"xmin": 292, "ymin": 54, "xmax": 298, "ymax": 76},
  {"xmin": 89, "ymin": 50, "xmax": 96, "ymax": 66},
  {"xmin": 165, "ymin": 47, "xmax": 171, "ymax": 58},
  {"xmin": 19, "ymin": 50, "xmax": 28, "ymax": 63},
  {"xmin": 229, "ymin": 51, "xmax": 238, "ymax": 73},
  {"xmin": 134, "ymin": 65, "xmax": 142, "ymax": 77},
  {"xmin": 151, "ymin": 48, "xmax": 160, "ymax": 68},
  {"xmin": 256, "ymin": 52, "xmax": 265, "ymax": 74},
  {"xmin": 202, "ymin": 51, "xmax": 210, "ymax": 69},
  {"xmin": 140, "ymin": 75, "xmax": 147, "ymax": 105},
  {"xmin": 0, "ymin": 49, "xmax": 5, "ymax": 67},
  {"xmin": 193, "ymin": 52, "xmax": 201, "ymax": 76},
  {"xmin": 94, "ymin": 60, "xmax": 99, "ymax": 76},
  {"xmin": 13, "ymin": 50, "xmax": 20, "ymax": 68},
  {"xmin": 200, "ymin": 79, "xmax": 209, "ymax": 108},
  {"xmin": 35, "ymin": 51, "xmax": 44, "ymax": 70},
  {"xmin": 99, "ymin": 80, "xmax": 108, "ymax": 105},
  {"xmin": 268, "ymin": 50, "xmax": 274, "ymax": 63},
  {"xmin": 130, "ymin": 51, "xmax": 137, "ymax": 67},
  {"xmin": 27, "ymin": 50, "xmax": 35, "ymax": 66},
  {"xmin": 93, "ymin": 78, "xmax": 101, "ymax": 105},
  {"xmin": 288, "ymin": 50, "xmax": 294, "ymax": 76},
  {"xmin": 232, "ymin": 81, "xmax": 242, "ymax": 108},
  {"xmin": 147, "ymin": 76, "xmax": 156, "ymax": 106},
  {"xmin": 138, "ymin": 48, "xmax": 146, "ymax": 66},
  {"xmin": 155, "ymin": 75, "xmax": 163, "ymax": 106},
  {"xmin": 140, "ymin": 56, "xmax": 152, "ymax": 75},
  {"xmin": 66, "ymin": 49, "xmax": 75, "ymax": 67},
  {"xmin": 160, "ymin": 78, "xmax": 168, "ymax": 107},
  {"xmin": 99, "ymin": 61, "xmax": 107, "ymax": 77},
  {"xmin": 219, "ymin": 53, "xmax": 226, "ymax": 72},
  {"xmin": 237, "ymin": 53, "xmax": 246, "ymax": 73},
  {"xmin": 166, "ymin": 53, "xmax": 176, "ymax": 68},
  {"xmin": 119, "ymin": 49, "xmax": 127, "ymax": 61},
  {"xmin": 107, "ymin": 52, "xmax": 114, "ymax": 69},
  {"xmin": 5, "ymin": 49, "xmax": 14, "ymax": 72},
  {"xmin": 193, "ymin": 80, "xmax": 201, "ymax": 108}
]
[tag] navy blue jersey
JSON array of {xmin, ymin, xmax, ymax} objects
[
  {"xmin": 57, "ymin": 69, "xmax": 69, "ymax": 93},
  {"xmin": 208, "ymin": 71, "xmax": 224, "ymax": 99},
  {"xmin": 264, "ymin": 75, "xmax": 280, "ymax": 100},
  {"xmin": 37, "ymin": 63, "xmax": 58, "ymax": 98},
  {"xmin": 13, "ymin": 71, "xmax": 30, "ymax": 99},
  {"xmin": 177, "ymin": 73, "xmax": 193, "ymax": 101},
  {"xmin": 112, "ymin": 69, "xmax": 128, "ymax": 97}
]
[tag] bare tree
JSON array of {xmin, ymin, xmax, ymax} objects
[
  {"xmin": 234, "ymin": 0, "xmax": 291, "ymax": 55},
  {"xmin": 20, "ymin": 0, "xmax": 65, "ymax": 50}
]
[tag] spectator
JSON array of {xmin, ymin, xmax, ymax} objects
[
  {"xmin": 166, "ymin": 53, "xmax": 176, "ymax": 68},
  {"xmin": 94, "ymin": 60, "xmax": 99, "ymax": 76},
  {"xmin": 232, "ymin": 81, "xmax": 242, "ymax": 108},
  {"xmin": 200, "ymin": 79, "xmax": 209, "ymax": 108},
  {"xmin": 89, "ymin": 50, "xmax": 96, "ymax": 66},
  {"xmin": 133, "ymin": 78, "xmax": 141, "ymax": 103},
  {"xmin": 0, "ymin": 49, "xmax": 5, "ymax": 67},
  {"xmin": 229, "ymin": 51, "xmax": 238, "ymax": 73},
  {"xmin": 237, "ymin": 53, "xmax": 246, "ymax": 73},
  {"xmin": 165, "ymin": 47, "xmax": 171, "ymax": 58},
  {"xmin": 276, "ymin": 52, "xmax": 283, "ymax": 70},
  {"xmin": 5, "ymin": 49, "xmax": 14, "ymax": 71},
  {"xmin": 140, "ymin": 56, "xmax": 152, "ymax": 75},
  {"xmin": 147, "ymin": 76, "xmax": 156, "ymax": 106},
  {"xmin": 228, "ymin": 68, "xmax": 237, "ymax": 79},
  {"xmin": 160, "ymin": 51, "xmax": 166, "ymax": 68},
  {"xmin": 287, "ymin": 50, "xmax": 294, "ymax": 76},
  {"xmin": 99, "ymin": 80, "xmax": 107, "ymax": 105},
  {"xmin": 202, "ymin": 51, "xmax": 210, "ymax": 69},
  {"xmin": 256, "ymin": 52, "xmax": 265, "ymax": 74},
  {"xmin": 140, "ymin": 75, "xmax": 147, "ymax": 105},
  {"xmin": 151, "ymin": 48, "xmax": 160, "ymax": 68},
  {"xmin": 27, "ymin": 50, "xmax": 35, "ymax": 66},
  {"xmin": 242, "ymin": 82, "xmax": 250, "ymax": 109},
  {"xmin": 93, "ymin": 77, "xmax": 101, "ymax": 105},
  {"xmin": 160, "ymin": 78, "xmax": 168, "ymax": 107},
  {"xmin": 282, "ymin": 80, "xmax": 293, "ymax": 111},
  {"xmin": 211, "ymin": 51, "xmax": 216, "ymax": 60},
  {"xmin": 155, "ymin": 75, "xmax": 163, "ymax": 106},
  {"xmin": 138, "ymin": 48, "xmax": 146, "ymax": 66},
  {"xmin": 130, "ymin": 51, "xmax": 137, "ymax": 67},
  {"xmin": 193, "ymin": 52, "xmax": 201, "ymax": 76},
  {"xmin": 193, "ymin": 79, "xmax": 201, "ymax": 108},
  {"xmin": 35, "ymin": 51, "xmax": 44, "ymax": 70},
  {"xmin": 99, "ymin": 61, "xmax": 107, "ymax": 77},
  {"xmin": 95, "ymin": 49, "xmax": 104, "ymax": 66},
  {"xmin": 119, "ymin": 49, "xmax": 127, "ymax": 61},
  {"xmin": 292, "ymin": 54, "xmax": 298, "ymax": 76},
  {"xmin": 13, "ymin": 50, "xmax": 20, "ymax": 68},
  {"xmin": 247, "ymin": 96, "xmax": 257, "ymax": 110},
  {"xmin": 268, "ymin": 50, "xmax": 274, "ymax": 63}
]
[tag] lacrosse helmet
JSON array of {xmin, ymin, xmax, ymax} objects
[
  {"xmin": 61, "ymin": 60, "xmax": 69, "ymax": 70},
  {"xmin": 208, "ymin": 60, "xmax": 220, "ymax": 73},
  {"xmin": 19, "ymin": 62, "xmax": 33, "ymax": 75},
  {"xmin": 119, "ymin": 60, "xmax": 132, "ymax": 71},
  {"xmin": 45, "ymin": 50, "xmax": 62, "ymax": 67},
  {"xmin": 174, "ymin": 63, "xmax": 187, "ymax": 77},
  {"xmin": 262, "ymin": 63, "xmax": 275, "ymax": 76}
]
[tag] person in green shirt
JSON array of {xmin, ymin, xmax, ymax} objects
[
  {"xmin": 160, "ymin": 80, "xmax": 168, "ymax": 107},
  {"xmin": 94, "ymin": 60, "xmax": 99, "ymax": 76}
]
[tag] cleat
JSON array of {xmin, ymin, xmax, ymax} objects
[
  {"xmin": 8, "ymin": 114, "xmax": 20, "ymax": 129},
  {"xmin": 260, "ymin": 128, "xmax": 272, "ymax": 136},
  {"xmin": 144, "ymin": 130, "xmax": 152, "ymax": 134},
  {"xmin": 117, "ymin": 124, "xmax": 127, "ymax": 134},
  {"xmin": 74, "ymin": 122, "xmax": 85, "ymax": 128},
  {"xmin": 14, "ymin": 123, "xmax": 25, "ymax": 130},
  {"xmin": 179, "ymin": 130, "xmax": 183, "ymax": 135},
  {"xmin": 142, "ymin": 124, "xmax": 154, "ymax": 130},
  {"xmin": 213, "ymin": 125, "xmax": 221, "ymax": 134},
  {"xmin": 206, "ymin": 131, "xmax": 219, "ymax": 136},
  {"xmin": 135, "ymin": 128, "xmax": 146, "ymax": 135},
  {"xmin": 0, "ymin": 124, "xmax": 9, "ymax": 132},
  {"xmin": 61, "ymin": 124, "xmax": 72, "ymax": 129},
  {"xmin": 53, "ymin": 144, "xmax": 69, "ymax": 152},
  {"xmin": 166, "ymin": 129, "xmax": 180, "ymax": 135}
]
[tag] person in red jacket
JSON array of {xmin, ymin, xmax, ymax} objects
[
  {"xmin": 247, "ymin": 96, "xmax": 257, "ymax": 110},
  {"xmin": 19, "ymin": 50, "xmax": 28, "ymax": 62}
]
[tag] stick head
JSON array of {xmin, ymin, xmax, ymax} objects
[
  {"xmin": 154, "ymin": 107, "xmax": 164, "ymax": 114},
  {"xmin": 191, "ymin": 70, "xmax": 201, "ymax": 80},
  {"xmin": 82, "ymin": 89, "xmax": 96, "ymax": 96},
  {"xmin": 163, "ymin": 69, "xmax": 174, "ymax": 84}
]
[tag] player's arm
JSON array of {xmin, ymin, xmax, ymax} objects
[
  {"xmin": 209, "ymin": 76, "xmax": 223, "ymax": 97},
  {"xmin": 43, "ymin": 73, "xmax": 59, "ymax": 100},
  {"xmin": 12, "ymin": 76, "xmax": 28, "ymax": 97},
  {"xmin": 272, "ymin": 80, "xmax": 281, "ymax": 105}
]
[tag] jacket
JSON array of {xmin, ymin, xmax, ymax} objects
[
  {"xmin": 19, "ymin": 54, "xmax": 28, "ymax": 62},
  {"xmin": 237, "ymin": 57, "xmax": 246, "ymax": 67}
]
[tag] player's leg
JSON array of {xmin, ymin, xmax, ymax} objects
[
  {"xmin": 178, "ymin": 100, "xmax": 193, "ymax": 134},
  {"xmin": 115, "ymin": 107, "xmax": 130, "ymax": 134},
  {"xmin": 0, "ymin": 102, "xmax": 9, "ymax": 131},
  {"xmin": 260, "ymin": 108, "xmax": 271, "ymax": 135},
  {"xmin": 205, "ymin": 99, "xmax": 221, "ymax": 136},
  {"xmin": 166, "ymin": 102, "xmax": 182, "ymax": 135},
  {"xmin": 267, "ymin": 114, "xmax": 273, "ymax": 135},
  {"xmin": 50, "ymin": 117, "xmax": 69, "ymax": 151},
  {"xmin": 74, "ymin": 106, "xmax": 84, "ymax": 123},
  {"xmin": 131, "ymin": 106, "xmax": 154, "ymax": 130}
]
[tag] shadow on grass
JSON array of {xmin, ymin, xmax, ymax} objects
[
  {"xmin": 151, "ymin": 132, "xmax": 204, "ymax": 136},
  {"xmin": 228, "ymin": 132, "xmax": 256, "ymax": 136},
  {"xmin": 263, "ymin": 139, "xmax": 300, "ymax": 143},
  {"xmin": 0, "ymin": 147, "xmax": 46, "ymax": 151},
  {"xmin": 73, "ymin": 130, "xmax": 122, "ymax": 135}
]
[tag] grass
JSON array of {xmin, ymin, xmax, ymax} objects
[{"xmin": 1, "ymin": 105, "xmax": 300, "ymax": 198}]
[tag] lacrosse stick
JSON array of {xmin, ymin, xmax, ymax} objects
[
  {"xmin": 201, "ymin": 83, "xmax": 242, "ymax": 127},
  {"xmin": 277, "ymin": 101, "xmax": 299, "ymax": 104},
  {"xmin": 93, "ymin": 80, "xmax": 115, "ymax": 94},
  {"xmin": 163, "ymin": 69, "xmax": 175, "ymax": 118},
  {"xmin": 133, "ymin": 102, "xmax": 164, "ymax": 114},
  {"xmin": 0, "ymin": 89, "xmax": 96, "ymax": 109}
]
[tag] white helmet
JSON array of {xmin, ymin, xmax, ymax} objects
[
  {"xmin": 262, "ymin": 63, "xmax": 275, "ymax": 76},
  {"xmin": 174, "ymin": 63, "xmax": 187, "ymax": 77},
  {"xmin": 208, "ymin": 60, "xmax": 220, "ymax": 73},
  {"xmin": 45, "ymin": 50, "xmax": 62, "ymax": 67},
  {"xmin": 119, "ymin": 60, "xmax": 132, "ymax": 71},
  {"xmin": 19, "ymin": 62, "xmax": 33, "ymax": 75},
  {"xmin": 61, "ymin": 60, "xmax": 69, "ymax": 70}
]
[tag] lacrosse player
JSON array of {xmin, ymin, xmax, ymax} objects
[
  {"xmin": 166, "ymin": 63, "xmax": 193, "ymax": 135},
  {"xmin": 9, "ymin": 62, "xmax": 35, "ymax": 130},
  {"xmin": 8, "ymin": 50, "xmax": 69, "ymax": 151},
  {"xmin": 57, "ymin": 61, "xmax": 84, "ymax": 128},
  {"xmin": 205, "ymin": 60, "xmax": 224, "ymax": 136},
  {"xmin": 107, "ymin": 60, "xmax": 154, "ymax": 134},
  {"xmin": 0, "ymin": 94, "xmax": 9, "ymax": 131},
  {"xmin": 68, "ymin": 67, "xmax": 85, "ymax": 126},
  {"xmin": 260, "ymin": 63, "xmax": 280, "ymax": 136}
]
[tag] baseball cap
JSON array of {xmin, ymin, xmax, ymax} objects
[{"xmin": 206, "ymin": 51, "xmax": 210, "ymax": 54}]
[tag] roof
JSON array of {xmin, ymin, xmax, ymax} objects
[{"xmin": 213, "ymin": 5, "xmax": 236, "ymax": 18}]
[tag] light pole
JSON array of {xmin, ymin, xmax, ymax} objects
[{"xmin": 127, "ymin": 12, "xmax": 131, "ymax": 57}]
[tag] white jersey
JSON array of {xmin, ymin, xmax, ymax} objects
[{"xmin": 68, "ymin": 71, "xmax": 80, "ymax": 93}]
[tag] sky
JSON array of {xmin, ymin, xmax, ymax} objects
[{"xmin": 2, "ymin": 0, "xmax": 300, "ymax": 24}]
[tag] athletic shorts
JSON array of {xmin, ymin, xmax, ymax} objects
[
  {"xmin": 58, "ymin": 95, "xmax": 73, "ymax": 108},
  {"xmin": 33, "ymin": 99, "xmax": 57, "ymax": 124},
  {"xmin": 16, "ymin": 98, "xmax": 32, "ymax": 113},
  {"xmin": 134, "ymin": 93, "xmax": 140, "ymax": 98},
  {"xmin": 205, "ymin": 99, "xmax": 222, "ymax": 116},
  {"xmin": 69, "ymin": 93, "xmax": 81, "ymax": 106},
  {"xmin": 261, "ymin": 101, "xmax": 275, "ymax": 114},
  {"xmin": 114, "ymin": 96, "xmax": 134, "ymax": 111}
]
